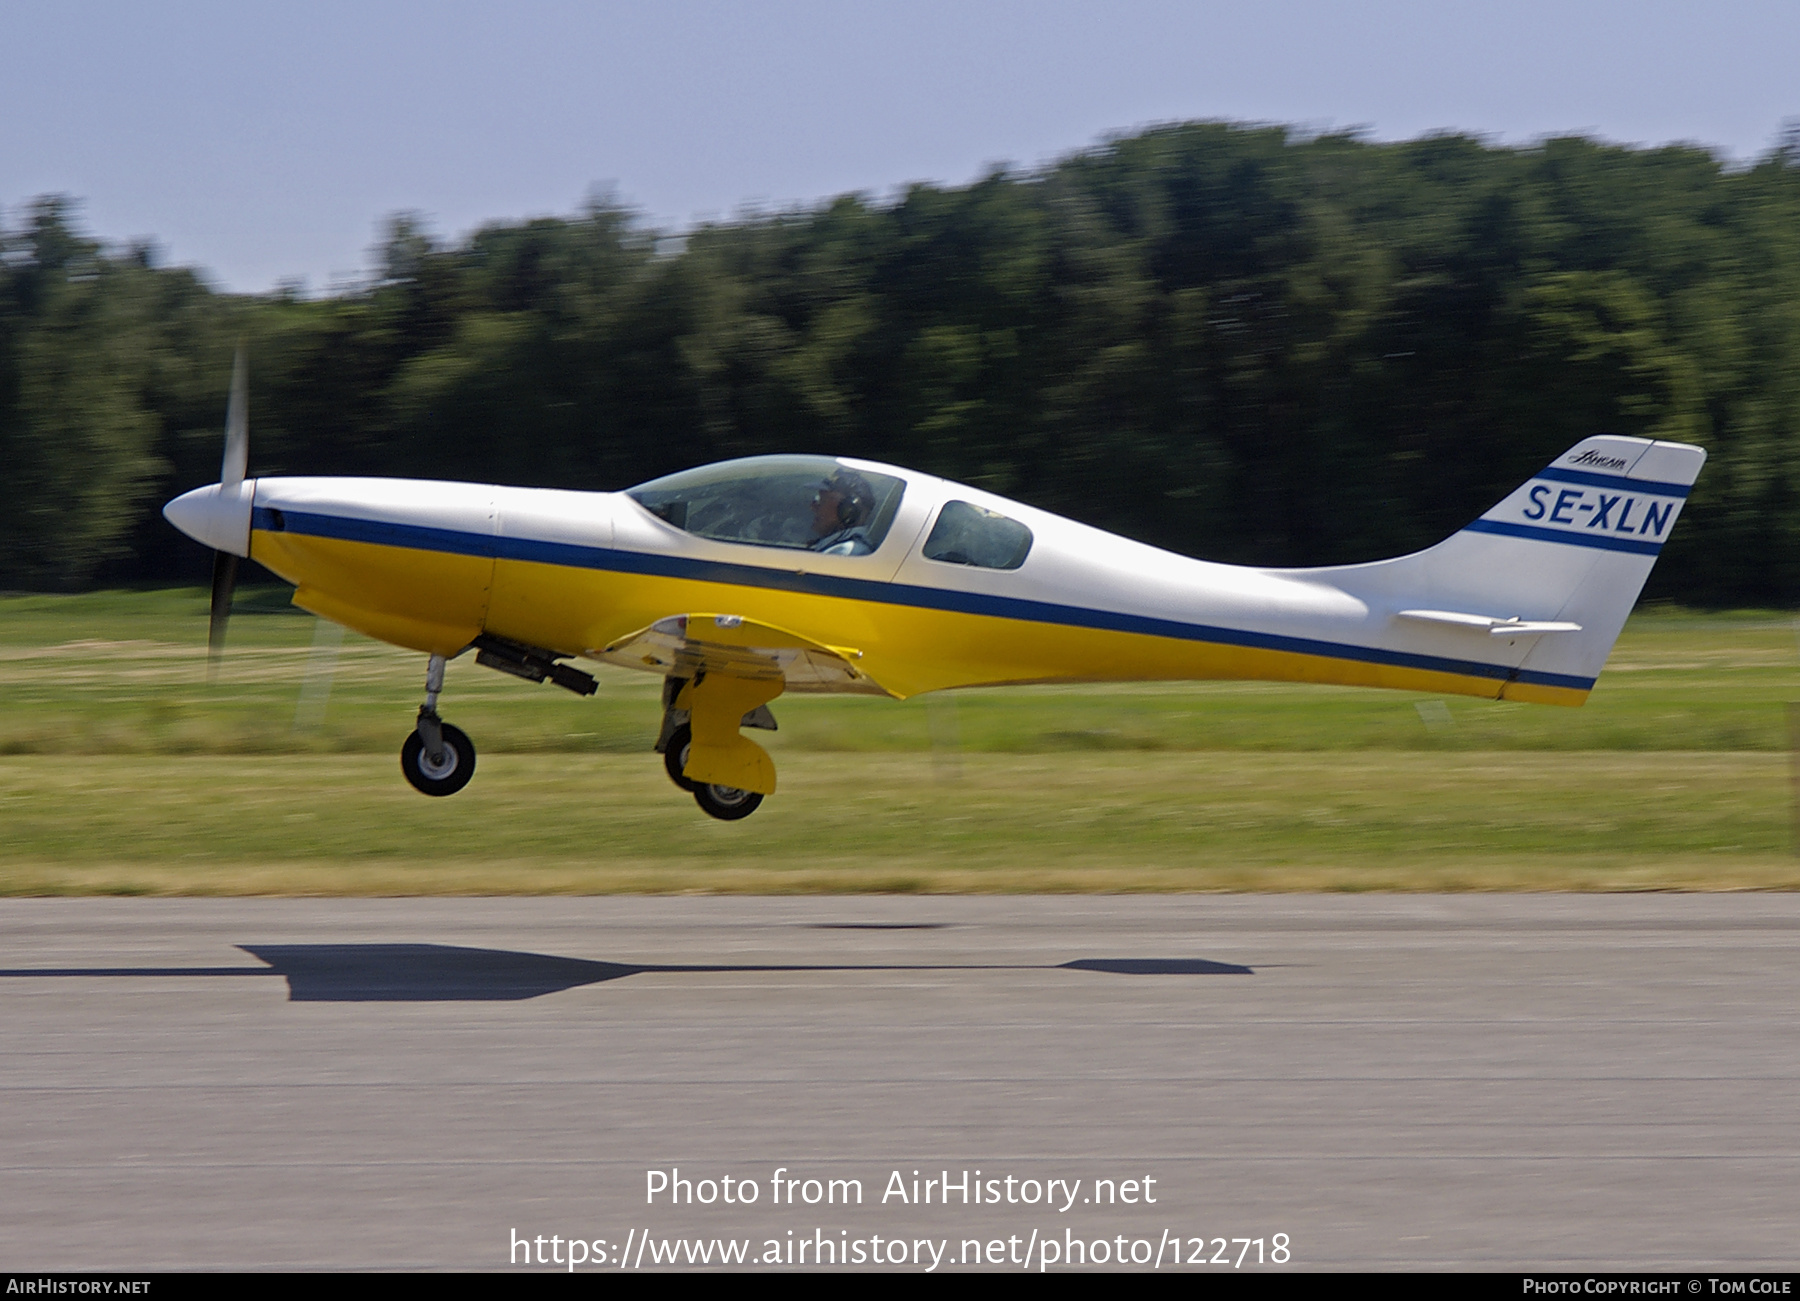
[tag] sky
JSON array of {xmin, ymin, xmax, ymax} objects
[{"xmin": 3, "ymin": 0, "xmax": 1796, "ymax": 294}]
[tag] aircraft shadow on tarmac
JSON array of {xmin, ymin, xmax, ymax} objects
[{"xmin": 0, "ymin": 943, "xmax": 1252, "ymax": 1002}]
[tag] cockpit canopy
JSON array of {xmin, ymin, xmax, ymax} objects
[{"xmin": 626, "ymin": 455, "xmax": 907, "ymax": 556}]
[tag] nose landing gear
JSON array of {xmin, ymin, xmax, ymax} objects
[
  {"xmin": 401, "ymin": 721, "xmax": 476, "ymax": 796},
  {"xmin": 402, "ymin": 653, "xmax": 477, "ymax": 796}
]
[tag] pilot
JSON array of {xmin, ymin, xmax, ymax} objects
[{"xmin": 809, "ymin": 468, "xmax": 878, "ymax": 555}]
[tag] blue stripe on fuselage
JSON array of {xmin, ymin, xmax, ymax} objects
[{"xmin": 252, "ymin": 506, "xmax": 1597, "ymax": 692}]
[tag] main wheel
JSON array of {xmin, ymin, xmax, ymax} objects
[
  {"xmin": 401, "ymin": 723, "xmax": 476, "ymax": 796},
  {"xmin": 663, "ymin": 723, "xmax": 698, "ymax": 792},
  {"xmin": 694, "ymin": 782, "xmax": 764, "ymax": 821}
]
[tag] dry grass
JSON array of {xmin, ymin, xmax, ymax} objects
[{"xmin": 3, "ymin": 752, "xmax": 1793, "ymax": 895}]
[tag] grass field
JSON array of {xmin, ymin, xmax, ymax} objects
[{"xmin": 1, "ymin": 588, "xmax": 1797, "ymax": 894}]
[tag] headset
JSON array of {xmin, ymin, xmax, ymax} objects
[{"xmin": 821, "ymin": 470, "xmax": 875, "ymax": 528}]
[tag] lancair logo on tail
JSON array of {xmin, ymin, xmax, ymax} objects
[{"xmin": 1569, "ymin": 449, "xmax": 1630, "ymax": 471}]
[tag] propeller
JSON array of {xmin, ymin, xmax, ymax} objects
[{"xmin": 207, "ymin": 347, "xmax": 248, "ymax": 676}]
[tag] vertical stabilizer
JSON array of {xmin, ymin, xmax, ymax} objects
[{"xmin": 1322, "ymin": 436, "xmax": 1705, "ymax": 703}]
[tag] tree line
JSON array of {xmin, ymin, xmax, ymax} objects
[{"xmin": 3, "ymin": 121, "xmax": 1798, "ymax": 602}]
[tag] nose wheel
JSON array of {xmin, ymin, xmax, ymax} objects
[
  {"xmin": 402, "ymin": 721, "xmax": 476, "ymax": 796},
  {"xmin": 401, "ymin": 652, "xmax": 477, "ymax": 796}
]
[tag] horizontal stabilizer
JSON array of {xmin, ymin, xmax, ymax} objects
[{"xmin": 1396, "ymin": 609, "xmax": 1583, "ymax": 636}]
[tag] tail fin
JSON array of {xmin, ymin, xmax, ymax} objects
[{"xmin": 1327, "ymin": 436, "xmax": 1705, "ymax": 704}]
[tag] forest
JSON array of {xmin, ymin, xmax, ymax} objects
[{"xmin": 3, "ymin": 120, "xmax": 1798, "ymax": 602}]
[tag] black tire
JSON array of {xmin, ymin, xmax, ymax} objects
[
  {"xmin": 663, "ymin": 723, "xmax": 698, "ymax": 792},
  {"xmin": 401, "ymin": 723, "xmax": 476, "ymax": 796},
  {"xmin": 694, "ymin": 782, "xmax": 764, "ymax": 821}
]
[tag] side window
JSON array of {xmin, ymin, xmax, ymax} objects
[{"xmin": 922, "ymin": 501, "xmax": 1033, "ymax": 570}]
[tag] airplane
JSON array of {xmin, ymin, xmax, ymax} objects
[{"xmin": 164, "ymin": 354, "xmax": 1705, "ymax": 819}]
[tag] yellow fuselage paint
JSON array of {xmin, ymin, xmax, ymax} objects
[
  {"xmin": 250, "ymin": 530, "xmax": 1589, "ymax": 707},
  {"xmin": 255, "ymin": 531, "xmax": 493, "ymax": 658}
]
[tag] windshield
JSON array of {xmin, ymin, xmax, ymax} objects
[{"xmin": 627, "ymin": 455, "xmax": 906, "ymax": 556}]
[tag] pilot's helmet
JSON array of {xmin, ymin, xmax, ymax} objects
[{"xmin": 820, "ymin": 467, "xmax": 876, "ymax": 528}]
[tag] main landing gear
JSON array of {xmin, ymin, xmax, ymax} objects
[
  {"xmin": 656, "ymin": 675, "xmax": 777, "ymax": 821},
  {"xmin": 402, "ymin": 653, "xmax": 476, "ymax": 796},
  {"xmin": 662, "ymin": 722, "xmax": 764, "ymax": 821}
]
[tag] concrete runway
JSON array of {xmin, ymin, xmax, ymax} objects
[{"xmin": 2, "ymin": 894, "xmax": 1797, "ymax": 1272}]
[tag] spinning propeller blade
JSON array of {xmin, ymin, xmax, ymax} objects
[
  {"xmin": 221, "ymin": 346, "xmax": 247, "ymax": 489},
  {"xmin": 206, "ymin": 347, "xmax": 248, "ymax": 676},
  {"xmin": 208, "ymin": 550, "xmax": 238, "ymax": 671}
]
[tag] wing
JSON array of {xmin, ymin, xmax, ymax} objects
[{"xmin": 588, "ymin": 613, "xmax": 895, "ymax": 696}]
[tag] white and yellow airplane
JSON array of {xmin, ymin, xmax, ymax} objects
[{"xmin": 165, "ymin": 356, "xmax": 1705, "ymax": 819}]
